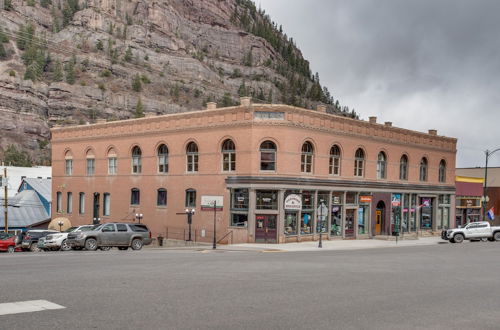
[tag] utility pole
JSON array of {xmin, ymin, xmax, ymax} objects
[{"xmin": 3, "ymin": 168, "xmax": 8, "ymax": 233}]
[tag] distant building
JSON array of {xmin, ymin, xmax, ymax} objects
[
  {"xmin": 0, "ymin": 165, "xmax": 52, "ymax": 197},
  {"xmin": 455, "ymin": 176, "xmax": 483, "ymax": 227},
  {"xmin": 50, "ymin": 98, "xmax": 456, "ymax": 243},
  {"xmin": 0, "ymin": 178, "xmax": 52, "ymax": 233}
]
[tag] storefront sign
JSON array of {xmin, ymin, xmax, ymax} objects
[
  {"xmin": 201, "ymin": 195, "xmax": 223, "ymax": 211},
  {"xmin": 332, "ymin": 196, "xmax": 341, "ymax": 204},
  {"xmin": 422, "ymin": 198, "xmax": 431, "ymax": 208},
  {"xmin": 458, "ymin": 198, "xmax": 480, "ymax": 208},
  {"xmin": 391, "ymin": 194, "xmax": 401, "ymax": 207},
  {"xmin": 359, "ymin": 195, "xmax": 373, "ymax": 203},
  {"xmin": 284, "ymin": 194, "xmax": 302, "ymax": 210}
]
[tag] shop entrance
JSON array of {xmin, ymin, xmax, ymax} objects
[
  {"xmin": 375, "ymin": 201, "xmax": 385, "ymax": 235},
  {"xmin": 255, "ymin": 215, "xmax": 277, "ymax": 243},
  {"xmin": 345, "ymin": 209, "xmax": 356, "ymax": 238}
]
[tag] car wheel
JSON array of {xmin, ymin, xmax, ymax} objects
[
  {"xmin": 449, "ymin": 238, "xmax": 455, "ymax": 243},
  {"xmin": 494, "ymin": 232, "xmax": 500, "ymax": 241},
  {"xmin": 100, "ymin": 246, "xmax": 111, "ymax": 251},
  {"xmin": 60, "ymin": 240, "xmax": 72, "ymax": 251},
  {"xmin": 118, "ymin": 247, "xmax": 128, "ymax": 251},
  {"xmin": 30, "ymin": 244, "xmax": 40, "ymax": 252},
  {"xmin": 453, "ymin": 234, "xmax": 464, "ymax": 243},
  {"xmin": 7, "ymin": 246, "xmax": 15, "ymax": 253},
  {"xmin": 85, "ymin": 238, "xmax": 98, "ymax": 251},
  {"xmin": 131, "ymin": 239, "xmax": 143, "ymax": 251}
]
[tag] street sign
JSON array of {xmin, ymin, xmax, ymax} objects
[
  {"xmin": 201, "ymin": 195, "xmax": 223, "ymax": 211},
  {"xmin": 317, "ymin": 203, "xmax": 328, "ymax": 221},
  {"xmin": 284, "ymin": 194, "xmax": 302, "ymax": 210}
]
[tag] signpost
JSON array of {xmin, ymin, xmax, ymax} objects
[
  {"xmin": 317, "ymin": 200, "xmax": 327, "ymax": 248},
  {"xmin": 201, "ymin": 196, "xmax": 224, "ymax": 249}
]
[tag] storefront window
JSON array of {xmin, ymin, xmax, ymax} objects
[
  {"xmin": 231, "ymin": 189, "xmax": 249, "ymax": 210},
  {"xmin": 391, "ymin": 193, "xmax": 402, "ymax": 234},
  {"xmin": 358, "ymin": 205, "xmax": 369, "ymax": 235},
  {"xmin": 302, "ymin": 191, "xmax": 314, "ymax": 210},
  {"xmin": 402, "ymin": 193, "xmax": 410, "ymax": 232},
  {"xmin": 285, "ymin": 212, "xmax": 297, "ymax": 235},
  {"xmin": 420, "ymin": 197, "xmax": 433, "ymax": 229},
  {"xmin": 316, "ymin": 192, "xmax": 329, "ymax": 233},
  {"xmin": 346, "ymin": 192, "xmax": 357, "ymax": 205},
  {"xmin": 301, "ymin": 212, "xmax": 313, "ymax": 234},
  {"xmin": 410, "ymin": 195, "xmax": 417, "ymax": 231},
  {"xmin": 331, "ymin": 192, "xmax": 343, "ymax": 236},
  {"xmin": 231, "ymin": 214, "xmax": 248, "ymax": 227},
  {"xmin": 256, "ymin": 190, "xmax": 278, "ymax": 210},
  {"xmin": 438, "ymin": 194, "xmax": 451, "ymax": 229}
]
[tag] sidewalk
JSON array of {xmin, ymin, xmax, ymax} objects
[{"xmin": 219, "ymin": 236, "xmax": 443, "ymax": 252}]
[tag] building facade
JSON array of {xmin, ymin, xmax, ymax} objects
[{"xmin": 51, "ymin": 98, "xmax": 457, "ymax": 244}]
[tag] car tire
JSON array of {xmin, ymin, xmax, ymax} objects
[
  {"xmin": 453, "ymin": 234, "xmax": 464, "ymax": 243},
  {"xmin": 118, "ymin": 247, "xmax": 128, "ymax": 251},
  {"xmin": 30, "ymin": 244, "xmax": 40, "ymax": 252},
  {"xmin": 85, "ymin": 238, "xmax": 98, "ymax": 251},
  {"xmin": 131, "ymin": 239, "xmax": 143, "ymax": 251},
  {"xmin": 7, "ymin": 246, "xmax": 15, "ymax": 253},
  {"xmin": 60, "ymin": 239, "xmax": 72, "ymax": 251},
  {"xmin": 449, "ymin": 238, "xmax": 455, "ymax": 243},
  {"xmin": 100, "ymin": 246, "xmax": 111, "ymax": 251},
  {"xmin": 494, "ymin": 232, "xmax": 500, "ymax": 242}
]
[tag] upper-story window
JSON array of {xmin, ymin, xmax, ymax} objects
[
  {"xmin": 131, "ymin": 188, "xmax": 140, "ymax": 205},
  {"xmin": 222, "ymin": 139, "xmax": 236, "ymax": 172},
  {"xmin": 354, "ymin": 148, "xmax": 365, "ymax": 177},
  {"xmin": 329, "ymin": 145, "xmax": 341, "ymax": 175},
  {"xmin": 56, "ymin": 191, "xmax": 62, "ymax": 213},
  {"xmin": 158, "ymin": 144, "xmax": 169, "ymax": 173},
  {"xmin": 107, "ymin": 148, "xmax": 117, "ymax": 175},
  {"xmin": 185, "ymin": 188, "xmax": 196, "ymax": 207},
  {"xmin": 157, "ymin": 188, "xmax": 167, "ymax": 206},
  {"xmin": 301, "ymin": 141, "xmax": 314, "ymax": 173},
  {"xmin": 260, "ymin": 140, "xmax": 276, "ymax": 171},
  {"xmin": 64, "ymin": 150, "xmax": 73, "ymax": 176},
  {"xmin": 439, "ymin": 159, "xmax": 446, "ymax": 183},
  {"xmin": 377, "ymin": 151, "xmax": 387, "ymax": 179},
  {"xmin": 86, "ymin": 149, "xmax": 95, "ymax": 176},
  {"xmin": 400, "ymin": 155, "xmax": 408, "ymax": 180},
  {"xmin": 186, "ymin": 142, "xmax": 199, "ymax": 172},
  {"xmin": 132, "ymin": 146, "xmax": 142, "ymax": 174},
  {"xmin": 419, "ymin": 157, "xmax": 428, "ymax": 182}
]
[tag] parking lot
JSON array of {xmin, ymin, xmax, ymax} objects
[{"xmin": 1, "ymin": 242, "xmax": 500, "ymax": 329}]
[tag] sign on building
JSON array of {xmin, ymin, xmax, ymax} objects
[
  {"xmin": 284, "ymin": 194, "xmax": 302, "ymax": 210},
  {"xmin": 359, "ymin": 195, "xmax": 373, "ymax": 203},
  {"xmin": 201, "ymin": 195, "xmax": 223, "ymax": 211}
]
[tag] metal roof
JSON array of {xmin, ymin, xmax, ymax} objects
[
  {"xmin": 0, "ymin": 190, "xmax": 50, "ymax": 228},
  {"xmin": 20, "ymin": 178, "xmax": 52, "ymax": 202}
]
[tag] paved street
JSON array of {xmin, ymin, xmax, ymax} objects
[{"xmin": 1, "ymin": 242, "xmax": 500, "ymax": 329}]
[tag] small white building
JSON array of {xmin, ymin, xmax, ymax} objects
[{"xmin": 0, "ymin": 166, "xmax": 52, "ymax": 197}]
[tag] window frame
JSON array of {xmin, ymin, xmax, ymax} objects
[
  {"xmin": 86, "ymin": 158, "xmax": 95, "ymax": 176},
  {"xmin": 329, "ymin": 145, "xmax": 341, "ymax": 176},
  {"xmin": 108, "ymin": 157, "xmax": 117, "ymax": 175},
  {"xmin": 66, "ymin": 192, "xmax": 73, "ymax": 214},
  {"xmin": 65, "ymin": 159, "xmax": 73, "ymax": 176},
  {"xmin": 300, "ymin": 141, "xmax": 314, "ymax": 173},
  {"xmin": 103, "ymin": 192, "xmax": 111, "ymax": 216},
  {"xmin": 354, "ymin": 148, "xmax": 365, "ymax": 177},
  {"xmin": 186, "ymin": 142, "xmax": 199, "ymax": 173},
  {"xmin": 130, "ymin": 188, "xmax": 140, "ymax": 205},
  {"xmin": 260, "ymin": 140, "xmax": 277, "ymax": 171},
  {"xmin": 79, "ymin": 192, "xmax": 85, "ymax": 215},
  {"xmin": 157, "ymin": 144, "xmax": 169, "ymax": 174},
  {"xmin": 439, "ymin": 159, "xmax": 446, "ymax": 183},
  {"xmin": 185, "ymin": 189, "xmax": 196, "ymax": 207},
  {"xmin": 157, "ymin": 188, "xmax": 167, "ymax": 206},
  {"xmin": 131, "ymin": 146, "xmax": 142, "ymax": 174},
  {"xmin": 419, "ymin": 157, "xmax": 428, "ymax": 182},
  {"xmin": 221, "ymin": 139, "xmax": 236, "ymax": 172},
  {"xmin": 400, "ymin": 155, "xmax": 408, "ymax": 181},
  {"xmin": 377, "ymin": 151, "xmax": 387, "ymax": 179}
]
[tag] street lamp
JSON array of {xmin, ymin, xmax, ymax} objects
[
  {"xmin": 93, "ymin": 217, "xmax": 101, "ymax": 225},
  {"xmin": 318, "ymin": 199, "xmax": 326, "ymax": 248},
  {"xmin": 483, "ymin": 148, "xmax": 500, "ymax": 219},
  {"xmin": 185, "ymin": 208, "xmax": 195, "ymax": 241},
  {"xmin": 135, "ymin": 213, "xmax": 143, "ymax": 224},
  {"xmin": 57, "ymin": 220, "xmax": 64, "ymax": 232}
]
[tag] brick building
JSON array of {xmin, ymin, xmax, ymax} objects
[{"xmin": 51, "ymin": 98, "xmax": 457, "ymax": 243}]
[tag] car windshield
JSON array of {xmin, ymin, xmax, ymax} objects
[
  {"xmin": 64, "ymin": 227, "xmax": 78, "ymax": 233},
  {"xmin": 79, "ymin": 226, "xmax": 95, "ymax": 232},
  {"xmin": 92, "ymin": 225, "xmax": 104, "ymax": 231}
]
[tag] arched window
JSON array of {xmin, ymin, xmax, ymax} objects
[
  {"xmin": 186, "ymin": 142, "xmax": 198, "ymax": 172},
  {"xmin": 131, "ymin": 188, "xmax": 140, "ymax": 205},
  {"xmin": 377, "ymin": 152, "xmax": 387, "ymax": 179},
  {"xmin": 86, "ymin": 149, "xmax": 95, "ymax": 176},
  {"xmin": 301, "ymin": 141, "xmax": 314, "ymax": 173},
  {"xmin": 185, "ymin": 188, "xmax": 196, "ymax": 207},
  {"xmin": 400, "ymin": 155, "xmax": 408, "ymax": 180},
  {"xmin": 131, "ymin": 146, "xmax": 142, "ymax": 174},
  {"xmin": 107, "ymin": 148, "xmax": 117, "ymax": 175},
  {"xmin": 222, "ymin": 139, "xmax": 236, "ymax": 172},
  {"xmin": 419, "ymin": 157, "xmax": 428, "ymax": 181},
  {"xmin": 439, "ymin": 159, "xmax": 446, "ymax": 183},
  {"xmin": 157, "ymin": 144, "xmax": 168, "ymax": 173},
  {"xmin": 354, "ymin": 148, "xmax": 365, "ymax": 177},
  {"xmin": 329, "ymin": 145, "xmax": 341, "ymax": 175},
  {"xmin": 157, "ymin": 188, "xmax": 167, "ymax": 206},
  {"xmin": 260, "ymin": 141, "xmax": 276, "ymax": 171},
  {"xmin": 64, "ymin": 150, "xmax": 73, "ymax": 176}
]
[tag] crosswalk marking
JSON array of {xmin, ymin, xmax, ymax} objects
[{"xmin": 0, "ymin": 300, "xmax": 65, "ymax": 316}]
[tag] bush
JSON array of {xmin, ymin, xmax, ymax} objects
[
  {"xmin": 98, "ymin": 82, "xmax": 106, "ymax": 91},
  {"xmin": 100, "ymin": 69, "xmax": 111, "ymax": 77},
  {"xmin": 2, "ymin": 145, "xmax": 32, "ymax": 167},
  {"xmin": 140, "ymin": 74, "xmax": 150, "ymax": 84},
  {"xmin": 8, "ymin": 70, "xmax": 15, "ymax": 77},
  {"xmin": 132, "ymin": 74, "xmax": 141, "ymax": 92}
]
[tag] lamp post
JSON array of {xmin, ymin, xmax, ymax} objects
[
  {"xmin": 483, "ymin": 148, "xmax": 500, "ymax": 220},
  {"xmin": 93, "ymin": 217, "xmax": 101, "ymax": 225},
  {"xmin": 135, "ymin": 213, "xmax": 143, "ymax": 224},
  {"xmin": 185, "ymin": 208, "xmax": 195, "ymax": 241},
  {"xmin": 213, "ymin": 200, "xmax": 217, "ymax": 250},
  {"xmin": 318, "ymin": 199, "xmax": 326, "ymax": 248},
  {"xmin": 57, "ymin": 220, "xmax": 64, "ymax": 232}
]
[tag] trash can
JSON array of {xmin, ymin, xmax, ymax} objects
[{"xmin": 157, "ymin": 234, "xmax": 163, "ymax": 247}]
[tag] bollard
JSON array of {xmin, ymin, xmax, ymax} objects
[{"xmin": 157, "ymin": 234, "xmax": 163, "ymax": 247}]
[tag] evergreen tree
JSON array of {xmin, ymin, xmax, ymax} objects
[
  {"xmin": 0, "ymin": 43, "xmax": 7, "ymax": 60},
  {"xmin": 3, "ymin": 145, "xmax": 32, "ymax": 167},
  {"xmin": 53, "ymin": 59, "xmax": 63, "ymax": 81},
  {"xmin": 220, "ymin": 92, "xmax": 234, "ymax": 107},
  {"xmin": 95, "ymin": 39, "xmax": 103, "ymax": 51},
  {"xmin": 0, "ymin": 29, "xmax": 9, "ymax": 43},
  {"xmin": 65, "ymin": 61, "xmax": 76, "ymax": 84},
  {"xmin": 124, "ymin": 46, "xmax": 133, "ymax": 62},
  {"xmin": 134, "ymin": 98, "xmax": 144, "ymax": 118},
  {"xmin": 132, "ymin": 75, "xmax": 142, "ymax": 92}
]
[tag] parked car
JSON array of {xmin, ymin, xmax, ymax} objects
[
  {"xmin": 67, "ymin": 223, "xmax": 152, "ymax": 251},
  {"xmin": 441, "ymin": 221, "xmax": 500, "ymax": 243},
  {"xmin": 41, "ymin": 225, "xmax": 97, "ymax": 251},
  {"xmin": 0, "ymin": 235, "xmax": 21, "ymax": 253},
  {"xmin": 21, "ymin": 230, "xmax": 58, "ymax": 252}
]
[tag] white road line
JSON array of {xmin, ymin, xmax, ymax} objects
[{"xmin": 0, "ymin": 300, "xmax": 65, "ymax": 316}]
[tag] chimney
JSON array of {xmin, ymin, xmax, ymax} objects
[
  {"xmin": 145, "ymin": 113, "xmax": 156, "ymax": 118},
  {"xmin": 206, "ymin": 102, "xmax": 217, "ymax": 110},
  {"xmin": 316, "ymin": 104, "xmax": 327, "ymax": 112},
  {"xmin": 384, "ymin": 121, "xmax": 392, "ymax": 127},
  {"xmin": 240, "ymin": 96, "xmax": 252, "ymax": 107},
  {"xmin": 369, "ymin": 116, "xmax": 377, "ymax": 124},
  {"xmin": 96, "ymin": 119, "xmax": 106, "ymax": 124},
  {"xmin": 428, "ymin": 129, "xmax": 437, "ymax": 135}
]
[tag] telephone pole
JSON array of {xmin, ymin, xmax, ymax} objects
[{"xmin": 3, "ymin": 168, "xmax": 8, "ymax": 232}]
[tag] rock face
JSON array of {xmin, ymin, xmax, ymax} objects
[{"xmin": 0, "ymin": 0, "xmax": 351, "ymax": 164}]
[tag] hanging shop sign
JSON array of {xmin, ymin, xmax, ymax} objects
[
  {"xmin": 201, "ymin": 195, "xmax": 223, "ymax": 211},
  {"xmin": 284, "ymin": 194, "xmax": 302, "ymax": 210},
  {"xmin": 359, "ymin": 195, "xmax": 373, "ymax": 203},
  {"xmin": 391, "ymin": 194, "xmax": 401, "ymax": 207}
]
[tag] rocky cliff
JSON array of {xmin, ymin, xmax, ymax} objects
[{"xmin": 0, "ymin": 0, "xmax": 356, "ymax": 164}]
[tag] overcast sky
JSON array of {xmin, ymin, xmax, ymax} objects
[{"xmin": 258, "ymin": 0, "xmax": 500, "ymax": 168}]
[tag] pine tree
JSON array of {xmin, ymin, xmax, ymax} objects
[
  {"xmin": 134, "ymin": 98, "xmax": 144, "ymax": 118},
  {"xmin": 0, "ymin": 29, "xmax": 9, "ymax": 43},
  {"xmin": 132, "ymin": 75, "xmax": 142, "ymax": 92},
  {"xmin": 53, "ymin": 60, "xmax": 63, "ymax": 81},
  {"xmin": 0, "ymin": 43, "xmax": 7, "ymax": 59},
  {"xmin": 65, "ymin": 61, "xmax": 76, "ymax": 84},
  {"xmin": 124, "ymin": 46, "xmax": 133, "ymax": 62},
  {"xmin": 95, "ymin": 39, "xmax": 104, "ymax": 51}
]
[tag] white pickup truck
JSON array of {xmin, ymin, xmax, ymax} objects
[{"xmin": 441, "ymin": 221, "xmax": 500, "ymax": 243}]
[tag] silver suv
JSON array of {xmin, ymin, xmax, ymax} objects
[{"xmin": 67, "ymin": 223, "xmax": 152, "ymax": 251}]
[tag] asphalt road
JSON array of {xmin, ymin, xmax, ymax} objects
[{"xmin": 1, "ymin": 242, "xmax": 500, "ymax": 330}]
